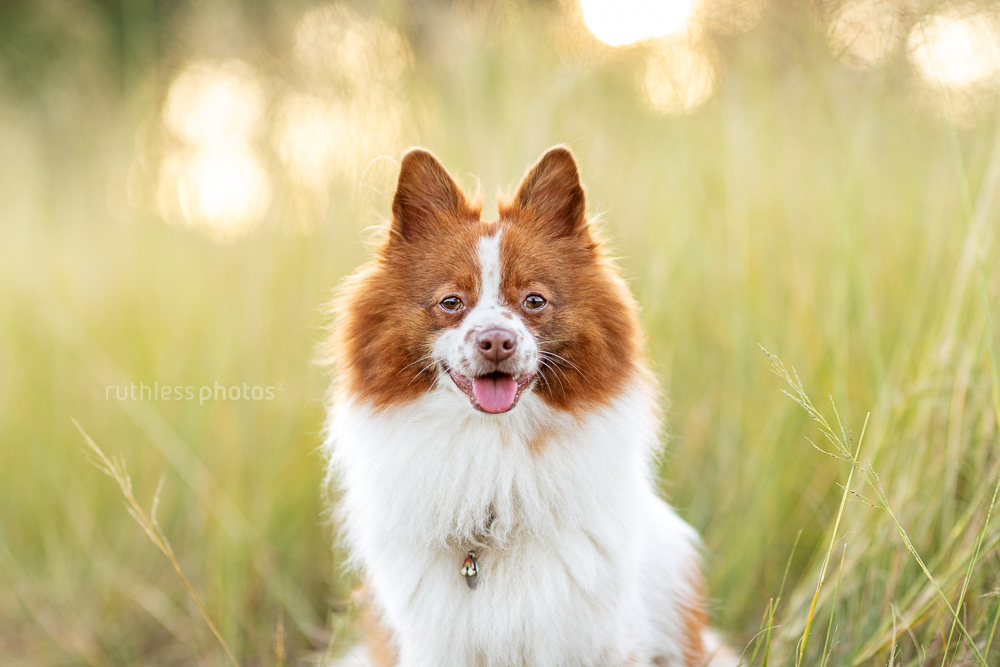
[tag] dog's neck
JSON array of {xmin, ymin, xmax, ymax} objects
[{"xmin": 328, "ymin": 377, "xmax": 660, "ymax": 555}]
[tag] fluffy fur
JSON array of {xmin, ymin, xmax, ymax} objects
[{"xmin": 323, "ymin": 147, "xmax": 733, "ymax": 667}]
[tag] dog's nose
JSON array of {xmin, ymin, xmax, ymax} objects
[{"xmin": 476, "ymin": 328, "xmax": 516, "ymax": 364}]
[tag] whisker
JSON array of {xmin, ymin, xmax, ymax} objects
[
  {"xmin": 538, "ymin": 357, "xmax": 567, "ymax": 397},
  {"xmin": 540, "ymin": 350, "xmax": 590, "ymax": 379},
  {"xmin": 407, "ymin": 361, "xmax": 439, "ymax": 387},
  {"xmin": 397, "ymin": 354, "xmax": 435, "ymax": 377},
  {"xmin": 539, "ymin": 355, "xmax": 571, "ymax": 385},
  {"xmin": 539, "ymin": 351, "xmax": 575, "ymax": 375},
  {"xmin": 539, "ymin": 352, "xmax": 573, "ymax": 378}
]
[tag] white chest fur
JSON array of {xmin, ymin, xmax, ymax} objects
[{"xmin": 325, "ymin": 380, "xmax": 702, "ymax": 667}]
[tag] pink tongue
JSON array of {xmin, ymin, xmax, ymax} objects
[{"xmin": 472, "ymin": 374, "xmax": 518, "ymax": 413}]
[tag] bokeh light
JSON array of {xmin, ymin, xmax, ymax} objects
[
  {"xmin": 642, "ymin": 36, "xmax": 715, "ymax": 114},
  {"xmin": 162, "ymin": 60, "xmax": 265, "ymax": 148},
  {"xmin": 908, "ymin": 10, "xmax": 1000, "ymax": 89},
  {"xmin": 157, "ymin": 59, "xmax": 271, "ymax": 240},
  {"xmin": 908, "ymin": 9, "xmax": 1000, "ymax": 124},
  {"xmin": 827, "ymin": 0, "xmax": 902, "ymax": 70},
  {"xmin": 580, "ymin": 0, "xmax": 697, "ymax": 47},
  {"xmin": 158, "ymin": 147, "xmax": 271, "ymax": 240}
]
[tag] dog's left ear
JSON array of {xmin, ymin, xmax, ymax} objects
[{"xmin": 511, "ymin": 146, "xmax": 586, "ymax": 236}]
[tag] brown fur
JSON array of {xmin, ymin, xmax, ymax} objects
[
  {"xmin": 680, "ymin": 574, "xmax": 708, "ymax": 666},
  {"xmin": 353, "ymin": 587, "xmax": 398, "ymax": 667},
  {"xmin": 526, "ymin": 422, "xmax": 560, "ymax": 455},
  {"xmin": 331, "ymin": 146, "xmax": 645, "ymax": 415},
  {"xmin": 650, "ymin": 572, "xmax": 707, "ymax": 667},
  {"xmin": 683, "ymin": 606, "xmax": 708, "ymax": 667}
]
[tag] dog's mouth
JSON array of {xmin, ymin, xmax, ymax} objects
[{"xmin": 448, "ymin": 369, "xmax": 538, "ymax": 414}]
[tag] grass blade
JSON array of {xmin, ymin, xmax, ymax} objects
[{"xmin": 72, "ymin": 419, "xmax": 241, "ymax": 667}]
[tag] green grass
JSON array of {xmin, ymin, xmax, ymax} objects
[{"xmin": 1, "ymin": 1, "xmax": 999, "ymax": 664}]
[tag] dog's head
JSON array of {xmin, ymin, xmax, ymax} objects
[{"xmin": 333, "ymin": 146, "xmax": 644, "ymax": 414}]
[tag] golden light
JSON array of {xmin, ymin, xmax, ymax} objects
[
  {"xmin": 908, "ymin": 10, "xmax": 1000, "ymax": 89},
  {"xmin": 642, "ymin": 38, "xmax": 715, "ymax": 114},
  {"xmin": 163, "ymin": 60, "xmax": 265, "ymax": 147},
  {"xmin": 907, "ymin": 9, "xmax": 1000, "ymax": 125},
  {"xmin": 827, "ymin": 0, "xmax": 902, "ymax": 70},
  {"xmin": 580, "ymin": 0, "xmax": 698, "ymax": 47},
  {"xmin": 158, "ymin": 147, "xmax": 271, "ymax": 240},
  {"xmin": 158, "ymin": 59, "xmax": 271, "ymax": 239}
]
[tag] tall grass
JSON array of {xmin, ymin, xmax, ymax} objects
[{"xmin": 1, "ymin": 1, "xmax": 999, "ymax": 664}]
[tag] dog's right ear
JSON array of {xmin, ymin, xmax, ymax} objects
[{"xmin": 391, "ymin": 149, "xmax": 471, "ymax": 242}]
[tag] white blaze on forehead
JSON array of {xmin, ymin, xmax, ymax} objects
[
  {"xmin": 432, "ymin": 226, "xmax": 538, "ymax": 383},
  {"xmin": 476, "ymin": 231, "xmax": 503, "ymax": 311}
]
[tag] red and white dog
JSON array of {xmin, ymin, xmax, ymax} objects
[{"xmin": 325, "ymin": 147, "xmax": 731, "ymax": 666}]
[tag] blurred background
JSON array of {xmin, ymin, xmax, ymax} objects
[{"xmin": 2, "ymin": 0, "xmax": 1000, "ymax": 664}]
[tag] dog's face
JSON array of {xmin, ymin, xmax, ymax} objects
[
  {"xmin": 334, "ymin": 147, "xmax": 643, "ymax": 414},
  {"xmin": 430, "ymin": 226, "xmax": 542, "ymax": 413}
]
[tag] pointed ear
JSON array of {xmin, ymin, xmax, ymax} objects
[
  {"xmin": 511, "ymin": 146, "xmax": 586, "ymax": 236},
  {"xmin": 391, "ymin": 148, "xmax": 471, "ymax": 241}
]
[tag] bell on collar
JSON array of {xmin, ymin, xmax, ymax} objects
[{"xmin": 460, "ymin": 550, "xmax": 479, "ymax": 590}]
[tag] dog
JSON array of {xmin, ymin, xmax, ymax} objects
[{"xmin": 324, "ymin": 147, "xmax": 733, "ymax": 666}]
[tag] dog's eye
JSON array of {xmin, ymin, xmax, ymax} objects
[
  {"xmin": 439, "ymin": 296, "xmax": 464, "ymax": 312},
  {"xmin": 523, "ymin": 294, "xmax": 547, "ymax": 310}
]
